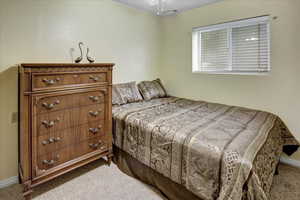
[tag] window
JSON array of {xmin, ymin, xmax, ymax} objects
[{"xmin": 192, "ymin": 16, "xmax": 270, "ymax": 74}]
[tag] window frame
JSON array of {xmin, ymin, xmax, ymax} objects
[{"xmin": 192, "ymin": 16, "xmax": 271, "ymax": 75}]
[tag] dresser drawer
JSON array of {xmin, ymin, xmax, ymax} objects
[
  {"xmin": 75, "ymin": 103, "xmax": 106, "ymax": 124},
  {"xmin": 32, "ymin": 72, "xmax": 107, "ymax": 90},
  {"xmin": 37, "ymin": 147, "xmax": 71, "ymax": 171},
  {"xmin": 77, "ymin": 121, "xmax": 106, "ymax": 142},
  {"xmin": 37, "ymin": 103, "xmax": 105, "ymax": 135},
  {"xmin": 37, "ymin": 128, "xmax": 74, "ymax": 156},
  {"xmin": 36, "ymin": 95, "xmax": 70, "ymax": 114},
  {"xmin": 37, "ymin": 136, "xmax": 107, "ymax": 171},
  {"xmin": 77, "ymin": 90, "xmax": 106, "ymax": 107},
  {"xmin": 37, "ymin": 109, "xmax": 71, "ymax": 135},
  {"xmin": 37, "ymin": 120, "xmax": 105, "ymax": 156},
  {"xmin": 74, "ymin": 136, "xmax": 108, "ymax": 158},
  {"xmin": 36, "ymin": 90, "xmax": 106, "ymax": 114},
  {"xmin": 80, "ymin": 73, "xmax": 107, "ymax": 84}
]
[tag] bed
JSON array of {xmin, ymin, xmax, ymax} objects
[{"xmin": 111, "ymin": 81, "xmax": 298, "ymax": 200}]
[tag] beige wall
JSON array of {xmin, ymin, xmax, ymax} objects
[
  {"xmin": 159, "ymin": 0, "xmax": 300, "ymax": 159},
  {"xmin": 0, "ymin": 0, "xmax": 161, "ymax": 180}
]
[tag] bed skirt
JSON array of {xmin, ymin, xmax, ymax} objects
[{"xmin": 113, "ymin": 145, "xmax": 202, "ymax": 200}]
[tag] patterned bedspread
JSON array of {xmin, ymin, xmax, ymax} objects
[{"xmin": 112, "ymin": 97, "xmax": 298, "ymax": 200}]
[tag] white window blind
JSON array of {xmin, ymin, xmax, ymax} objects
[
  {"xmin": 192, "ymin": 16, "xmax": 270, "ymax": 74},
  {"xmin": 200, "ymin": 29, "xmax": 229, "ymax": 71}
]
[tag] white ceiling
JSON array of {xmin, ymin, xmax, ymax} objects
[{"xmin": 113, "ymin": 0, "xmax": 223, "ymax": 15}]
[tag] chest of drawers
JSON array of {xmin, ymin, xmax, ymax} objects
[{"xmin": 19, "ymin": 63, "xmax": 114, "ymax": 199}]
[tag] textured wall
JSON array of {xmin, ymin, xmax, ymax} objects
[
  {"xmin": 159, "ymin": 0, "xmax": 300, "ymax": 158},
  {"xmin": 0, "ymin": 0, "xmax": 161, "ymax": 180}
]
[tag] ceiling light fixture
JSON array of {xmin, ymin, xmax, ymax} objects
[{"xmin": 152, "ymin": 0, "xmax": 178, "ymax": 16}]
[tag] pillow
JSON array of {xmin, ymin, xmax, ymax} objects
[
  {"xmin": 138, "ymin": 79, "xmax": 167, "ymax": 101},
  {"xmin": 112, "ymin": 81, "xmax": 143, "ymax": 105}
]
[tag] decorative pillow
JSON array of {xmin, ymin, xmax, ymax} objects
[
  {"xmin": 112, "ymin": 82, "xmax": 143, "ymax": 105},
  {"xmin": 138, "ymin": 79, "xmax": 167, "ymax": 101}
]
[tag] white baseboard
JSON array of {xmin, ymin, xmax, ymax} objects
[
  {"xmin": 0, "ymin": 176, "xmax": 18, "ymax": 189},
  {"xmin": 280, "ymin": 156, "xmax": 300, "ymax": 168}
]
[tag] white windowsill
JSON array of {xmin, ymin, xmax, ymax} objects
[{"xmin": 192, "ymin": 70, "xmax": 270, "ymax": 76}]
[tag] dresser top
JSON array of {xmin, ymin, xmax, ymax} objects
[{"xmin": 20, "ymin": 63, "xmax": 115, "ymax": 68}]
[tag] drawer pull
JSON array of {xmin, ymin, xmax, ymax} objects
[
  {"xmin": 89, "ymin": 140, "xmax": 104, "ymax": 149},
  {"xmin": 42, "ymin": 118, "xmax": 60, "ymax": 128},
  {"xmin": 42, "ymin": 78, "xmax": 61, "ymax": 86},
  {"xmin": 89, "ymin": 126, "xmax": 102, "ymax": 134},
  {"xmin": 89, "ymin": 75, "xmax": 100, "ymax": 82},
  {"xmin": 42, "ymin": 137, "xmax": 61, "ymax": 145},
  {"xmin": 89, "ymin": 110, "xmax": 102, "ymax": 117},
  {"xmin": 89, "ymin": 96, "xmax": 100, "ymax": 102},
  {"xmin": 42, "ymin": 155, "xmax": 60, "ymax": 166},
  {"xmin": 100, "ymin": 146, "xmax": 106, "ymax": 150},
  {"xmin": 42, "ymin": 100, "xmax": 60, "ymax": 110}
]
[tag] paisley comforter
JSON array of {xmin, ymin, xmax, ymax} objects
[{"xmin": 112, "ymin": 97, "xmax": 298, "ymax": 200}]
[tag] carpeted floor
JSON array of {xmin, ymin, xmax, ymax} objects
[{"xmin": 0, "ymin": 160, "xmax": 299, "ymax": 200}]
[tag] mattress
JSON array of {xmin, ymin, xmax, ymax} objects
[{"xmin": 112, "ymin": 97, "xmax": 298, "ymax": 200}]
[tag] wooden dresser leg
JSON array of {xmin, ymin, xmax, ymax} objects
[
  {"xmin": 23, "ymin": 193, "xmax": 32, "ymax": 200},
  {"xmin": 107, "ymin": 154, "xmax": 113, "ymax": 166},
  {"xmin": 23, "ymin": 182, "xmax": 33, "ymax": 200}
]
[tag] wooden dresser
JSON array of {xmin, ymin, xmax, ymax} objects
[{"xmin": 19, "ymin": 63, "xmax": 114, "ymax": 199}]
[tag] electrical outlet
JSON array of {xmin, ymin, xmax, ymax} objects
[{"xmin": 11, "ymin": 112, "xmax": 18, "ymax": 124}]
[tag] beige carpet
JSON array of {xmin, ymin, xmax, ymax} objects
[{"xmin": 0, "ymin": 161, "xmax": 299, "ymax": 200}]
